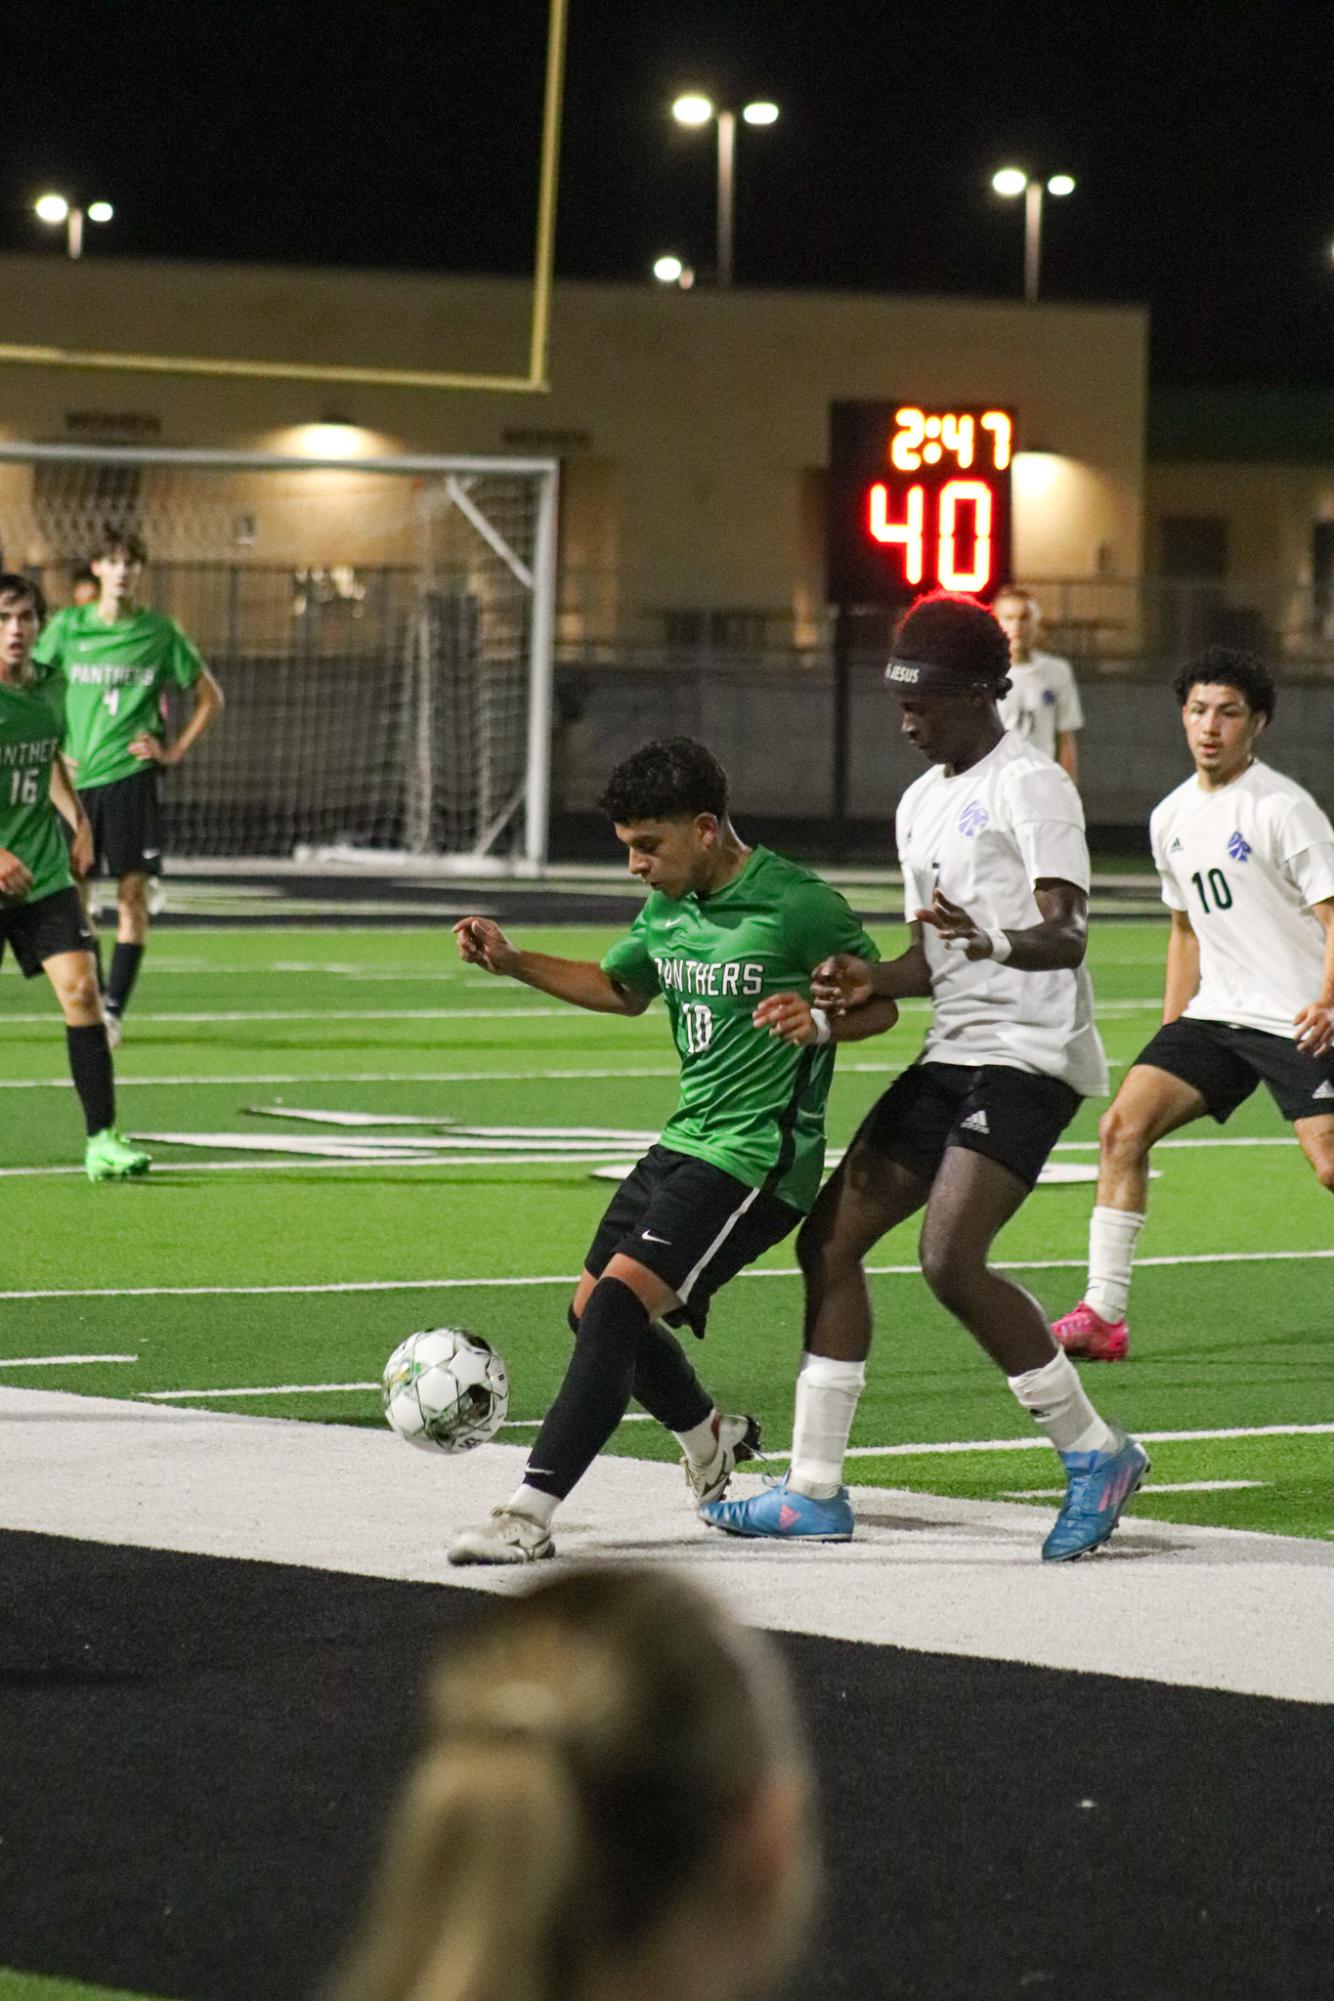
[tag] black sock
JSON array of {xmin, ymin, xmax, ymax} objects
[
  {"xmin": 525, "ymin": 1277, "xmax": 648, "ymax": 1500},
  {"xmin": 634, "ymin": 1317, "xmax": 713, "ymax": 1433},
  {"xmin": 107, "ymin": 942, "xmax": 144, "ymax": 1017},
  {"xmin": 93, "ymin": 937, "xmax": 106, "ymax": 992},
  {"xmin": 66, "ymin": 1023, "xmax": 115, "ymax": 1136}
]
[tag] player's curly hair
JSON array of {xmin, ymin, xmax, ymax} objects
[
  {"xmin": 1173, "ymin": 647, "xmax": 1275, "ymax": 722},
  {"xmin": 893, "ymin": 589, "xmax": 1012, "ymax": 690},
  {"xmin": 598, "ymin": 737, "xmax": 729, "ymax": 823},
  {"xmin": 0, "ymin": 571, "xmax": 46, "ymax": 621}
]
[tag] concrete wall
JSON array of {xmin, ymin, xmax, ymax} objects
[{"xmin": 0, "ymin": 256, "xmax": 1148, "ymax": 624}]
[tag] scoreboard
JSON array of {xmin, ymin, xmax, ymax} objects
[{"xmin": 827, "ymin": 401, "xmax": 1015, "ymax": 607}]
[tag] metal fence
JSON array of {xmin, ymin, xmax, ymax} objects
[{"xmin": 554, "ymin": 573, "xmax": 1334, "ymax": 678}]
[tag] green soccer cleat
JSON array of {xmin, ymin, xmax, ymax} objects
[{"xmin": 84, "ymin": 1127, "xmax": 152, "ymax": 1182}]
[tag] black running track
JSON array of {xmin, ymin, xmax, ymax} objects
[{"xmin": 0, "ymin": 1533, "xmax": 1327, "ymax": 2001}]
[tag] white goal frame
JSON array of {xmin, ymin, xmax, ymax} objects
[{"xmin": 0, "ymin": 441, "xmax": 560, "ymax": 874}]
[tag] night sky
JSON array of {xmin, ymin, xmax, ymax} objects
[{"xmin": 2, "ymin": 0, "xmax": 1330, "ymax": 388}]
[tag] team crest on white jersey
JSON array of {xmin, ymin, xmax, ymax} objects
[
  {"xmin": 1227, "ymin": 832, "xmax": 1253, "ymax": 863},
  {"xmin": 957, "ymin": 801, "xmax": 989, "ymax": 838}
]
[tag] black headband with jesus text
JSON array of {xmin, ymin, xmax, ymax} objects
[{"xmin": 884, "ymin": 656, "xmax": 1010, "ymax": 698}]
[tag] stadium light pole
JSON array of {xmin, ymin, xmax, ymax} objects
[
  {"xmin": 671, "ymin": 93, "xmax": 779, "ymax": 287},
  {"xmin": 991, "ymin": 168, "xmax": 1074, "ymax": 302},
  {"xmin": 34, "ymin": 192, "xmax": 113, "ymax": 260}
]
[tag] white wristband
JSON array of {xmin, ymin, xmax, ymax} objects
[
  {"xmin": 809, "ymin": 1006, "xmax": 832, "ymax": 1046},
  {"xmin": 985, "ymin": 928, "xmax": 1013, "ymax": 964}
]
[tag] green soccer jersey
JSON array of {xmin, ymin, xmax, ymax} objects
[
  {"xmin": 33, "ymin": 603, "xmax": 205, "ymax": 790},
  {"xmin": 0, "ymin": 660, "xmax": 73, "ymax": 904},
  {"xmin": 600, "ymin": 845, "xmax": 880, "ymax": 1213}
]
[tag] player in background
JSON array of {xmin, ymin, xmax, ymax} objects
[
  {"xmin": 1053, "ymin": 649, "xmax": 1334, "ymax": 1361},
  {"xmin": 994, "ymin": 585, "xmax": 1084, "ymax": 784},
  {"xmin": 70, "ymin": 564, "xmax": 99, "ymax": 607},
  {"xmin": 703, "ymin": 592, "xmax": 1146, "ymax": 1561},
  {"xmin": 33, "ymin": 527, "xmax": 223, "ymax": 1043},
  {"xmin": 446, "ymin": 736, "xmax": 896, "ymax": 1565},
  {"xmin": 0, "ymin": 574, "xmax": 149, "ymax": 1180}
]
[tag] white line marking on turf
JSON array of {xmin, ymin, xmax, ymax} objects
[
  {"xmin": 0, "ymin": 1353, "xmax": 138, "ymax": 1367},
  {"xmin": 138, "ymin": 1384, "xmax": 655, "ymax": 1418},
  {"xmin": 142, "ymin": 1380, "xmax": 379, "ymax": 1400},
  {"xmin": 4, "ymin": 1247, "xmax": 1332, "ymax": 1301},
  {"xmin": 0, "ymin": 1005, "xmax": 611, "ymax": 1025},
  {"xmin": 0, "ymin": 1067, "xmax": 690, "ymax": 1090},
  {"xmin": 764, "ymin": 1422, "xmax": 1334, "ymax": 1463},
  {"xmin": 0, "ymin": 1156, "xmax": 634, "ymax": 1179},
  {"xmin": 1003, "ymin": 1481, "xmax": 1270, "ymax": 1497}
]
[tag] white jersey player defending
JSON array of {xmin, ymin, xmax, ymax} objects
[
  {"xmin": 994, "ymin": 586, "xmax": 1084, "ymax": 782},
  {"xmin": 1054, "ymin": 648, "xmax": 1334, "ymax": 1361},
  {"xmin": 702, "ymin": 590, "xmax": 1147, "ymax": 1563}
]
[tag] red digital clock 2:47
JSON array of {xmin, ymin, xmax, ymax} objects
[{"xmin": 827, "ymin": 401, "xmax": 1015, "ymax": 607}]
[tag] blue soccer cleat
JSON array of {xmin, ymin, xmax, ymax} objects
[
  {"xmin": 700, "ymin": 1474, "xmax": 854, "ymax": 1542},
  {"xmin": 1042, "ymin": 1426, "xmax": 1150, "ymax": 1562}
]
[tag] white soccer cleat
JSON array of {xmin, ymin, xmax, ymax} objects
[
  {"xmin": 683, "ymin": 1411, "xmax": 763, "ymax": 1506},
  {"xmin": 447, "ymin": 1504, "xmax": 555, "ymax": 1567},
  {"xmin": 104, "ymin": 1010, "xmax": 123, "ymax": 1049}
]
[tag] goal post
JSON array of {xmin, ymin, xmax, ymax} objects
[{"xmin": 0, "ymin": 442, "xmax": 560, "ymax": 872}]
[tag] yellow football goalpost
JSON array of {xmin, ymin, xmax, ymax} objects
[{"xmin": 0, "ymin": 0, "xmax": 568, "ymax": 396}]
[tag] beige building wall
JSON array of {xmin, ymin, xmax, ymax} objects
[
  {"xmin": 1147, "ymin": 460, "xmax": 1334, "ymax": 584},
  {"xmin": 0, "ymin": 255, "xmax": 1148, "ymax": 625}
]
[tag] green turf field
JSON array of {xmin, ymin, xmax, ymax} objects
[{"xmin": 3, "ymin": 918, "xmax": 1330, "ymax": 1540}]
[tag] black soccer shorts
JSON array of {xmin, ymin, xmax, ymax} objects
[
  {"xmin": 856, "ymin": 1060, "xmax": 1081, "ymax": 1191},
  {"xmin": 582, "ymin": 1143, "xmax": 802, "ymax": 1338},
  {"xmin": 79, "ymin": 766, "xmax": 165, "ymax": 879},
  {"xmin": 1136, "ymin": 1017, "xmax": 1334, "ymax": 1124},
  {"xmin": 0, "ymin": 885, "xmax": 95, "ymax": 978}
]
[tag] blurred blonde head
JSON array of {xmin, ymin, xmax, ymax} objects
[{"xmin": 328, "ymin": 1567, "xmax": 816, "ymax": 2001}]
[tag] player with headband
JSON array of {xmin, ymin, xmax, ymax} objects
[{"xmin": 703, "ymin": 589, "xmax": 1147, "ymax": 1561}]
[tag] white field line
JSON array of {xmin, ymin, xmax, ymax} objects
[
  {"xmin": 0, "ymin": 1155, "xmax": 619, "ymax": 1179},
  {"xmin": 4, "ymin": 1246, "xmax": 1331, "ymax": 1302},
  {"xmin": 1, "ymin": 1059, "xmax": 1140, "ymax": 1091},
  {"xmin": 0, "ymin": 998, "xmax": 1169, "ymax": 1026},
  {"xmin": 128, "ymin": 1130, "xmax": 662, "ymax": 1159},
  {"xmin": 762, "ymin": 1422, "xmax": 1334, "ymax": 1464},
  {"xmin": 1, "ymin": 1005, "xmax": 590, "ymax": 1025},
  {"xmin": 138, "ymin": 1384, "xmax": 656, "ymax": 1417},
  {"xmin": 0, "ymin": 1067, "xmax": 692, "ymax": 1090},
  {"xmin": 1004, "ymin": 1481, "xmax": 1269, "ymax": 1497},
  {"xmin": 0, "ymin": 1353, "xmax": 138, "ymax": 1367}
]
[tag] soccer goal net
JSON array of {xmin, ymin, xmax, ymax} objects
[{"xmin": 0, "ymin": 443, "xmax": 559, "ymax": 871}]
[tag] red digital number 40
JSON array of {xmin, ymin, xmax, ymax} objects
[{"xmin": 868, "ymin": 478, "xmax": 994, "ymax": 592}]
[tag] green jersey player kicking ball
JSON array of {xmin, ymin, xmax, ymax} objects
[
  {"xmin": 33, "ymin": 527, "xmax": 224, "ymax": 1045},
  {"xmin": 447, "ymin": 736, "xmax": 897, "ymax": 1564},
  {"xmin": 0, "ymin": 574, "xmax": 149, "ymax": 1180}
]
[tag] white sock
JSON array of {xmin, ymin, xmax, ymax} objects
[
  {"xmin": 1008, "ymin": 1351, "xmax": 1114, "ymax": 1457},
  {"xmin": 507, "ymin": 1482, "xmax": 560, "ymax": 1527},
  {"xmin": 788, "ymin": 1354, "xmax": 866, "ymax": 1499},
  {"xmin": 675, "ymin": 1410, "xmax": 721, "ymax": 1466},
  {"xmin": 1085, "ymin": 1205, "xmax": 1146, "ymax": 1321}
]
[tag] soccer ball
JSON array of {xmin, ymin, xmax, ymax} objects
[{"xmin": 381, "ymin": 1327, "xmax": 509, "ymax": 1454}]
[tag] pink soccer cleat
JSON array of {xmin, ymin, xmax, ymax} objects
[{"xmin": 1052, "ymin": 1300, "xmax": 1129, "ymax": 1362}]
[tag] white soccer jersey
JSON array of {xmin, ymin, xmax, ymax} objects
[
  {"xmin": 997, "ymin": 653, "xmax": 1084, "ymax": 762},
  {"xmin": 896, "ymin": 732, "xmax": 1109, "ymax": 1096},
  {"xmin": 1149, "ymin": 760, "xmax": 1334, "ymax": 1039}
]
